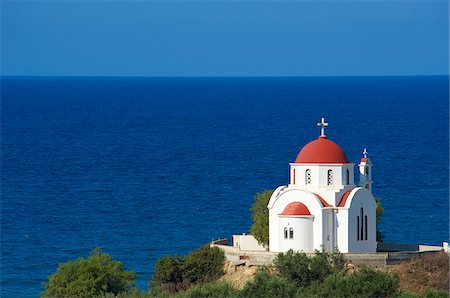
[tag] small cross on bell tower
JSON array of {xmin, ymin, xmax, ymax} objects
[
  {"xmin": 317, "ymin": 117, "xmax": 329, "ymax": 137},
  {"xmin": 362, "ymin": 148, "xmax": 368, "ymax": 158},
  {"xmin": 358, "ymin": 148, "xmax": 372, "ymax": 192}
]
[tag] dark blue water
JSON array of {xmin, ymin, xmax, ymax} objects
[{"xmin": 1, "ymin": 76, "xmax": 448, "ymax": 297}]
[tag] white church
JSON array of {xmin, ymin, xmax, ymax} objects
[{"xmin": 267, "ymin": 118, "xmax": 377, "ymax": 253}]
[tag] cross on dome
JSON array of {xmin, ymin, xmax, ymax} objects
[
  {"xmin": 317, "ymin": 117, "xmax": 329, "ymax": 137},
  {"xmin": 363, "ymin": 148, "xmax": 368, "ymax": 158}
]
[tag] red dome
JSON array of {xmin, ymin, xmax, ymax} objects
[
  {"xmin": 295, "ymin": 136, "xmax": 349, "ymax": 164},
  {"xmin": 279, "ymin": 202, "xmax": 311, "ymax": 216}
]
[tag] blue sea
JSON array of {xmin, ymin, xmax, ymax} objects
[{"xmin": 1, "ymin": 76, "xmax": 448, "ymax": 297}]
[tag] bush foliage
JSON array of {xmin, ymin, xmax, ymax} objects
[
  {"xmin": 45, "ymin": 247, "xmax": 442, "ymax": 298},
  {"xmin": 311, "ymin": 267, "xmax": 399, "ymax": 297},
  {"xmin": 240, "ymin": 271, "xmax": 296, "ymax": 298},
  {"xmin": 152, "ymin": 255, "xmax": 185, "ymax": 292},
  {"xmin": 249, "ymin": 190, "xmax": 273, "ymax": 246},
  {"xmin": 43, "ymin": 248, "xmax": 137, "ymax": 297},
  {"xmin": 376, "ymin": 197, "xmax": 385, "ymax": 242},
  {"xmin": 397, "ymin": 288, "xmax": 450, "ymax": 298},
  {"xmin": 151, "ymin": 248, "xmax": 402, "ymax": 298},
  {"xmin": 274, "ymin": 249, "xmax": 344, "ymax": 288},
  {"xmin": 175, "ymin": 281, "xmax": 240, "ymax": 298},
  {"xmin": 182, "ymin": 245, "xmax": 225, "ymax": 284},
  {"xmin": 151, "ymin": 245, "xmax": 225, "ymax": 293}
]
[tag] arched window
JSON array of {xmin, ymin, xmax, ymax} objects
[
  {"xmin": 305, "ymin": 169, "xmax": 311, "ymax": 184},
  {"xmin": 365, "ymin": 216, "xmax": 368, "ymax": 240},
  {"xmin": 346, "ymin": 169, "xmax": 350, "ymax": 185},
  {"xmin": 284, "ymin": 228, "xmax": 288, "ymax": 239},
  {"xmin": 365, "ymin": 167, "xmax": 369, "ymax": 175},
  {"xmin": 293, "ymin": 169, "xmax": 296, "ymax": 184},
  {"xmin": 360, "ymin": 208, "xmax": 364, "ymax": 241},
  {"xmin": 357, "ymin": 216, "xmax": 360, "ymax": 240},
  {"xmin": 327, "ymin": 170, "xmax": 333, "ymax": 185},
  {"xmin": 365, "ymin": 184, "xmax": 369, "ymax": 189},
  {"xmin": 289, "ymin": 228, "xmax": 294, "ymax": 239}
]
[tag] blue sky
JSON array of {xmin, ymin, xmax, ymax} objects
[{"xmin": 1, "ymin": 0, "xmax": 448, "ymax": 76}]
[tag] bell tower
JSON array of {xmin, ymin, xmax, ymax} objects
[{"xmin": 358, "ymin": 148, "xmax": 372, "ymax": 192}]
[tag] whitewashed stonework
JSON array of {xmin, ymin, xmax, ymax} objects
[{"xmin": 268, "ymin": 119, "xmax": 377, "ymax": 253}]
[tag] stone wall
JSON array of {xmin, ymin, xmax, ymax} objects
[{"xmin": 211, "ymin": 239, "xmax": 444, "ymax": 266}]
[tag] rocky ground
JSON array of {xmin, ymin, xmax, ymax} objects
[
  {"xmin": 385, "ymin": 251, "xmax": 449, "ymax": 293},
  {"xmin": 218, "ymin": 262, "xmax": 260, "ymax": 289},
  {"xmin": 219, "ymin": 251, "xmax": 449, "ymax": 294}
]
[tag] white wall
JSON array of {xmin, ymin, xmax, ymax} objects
[
  {"xmin": 289, "ymin": 163, "xmax": 355, "ymax": 206},
  {"xmin": 322, "ymin": 208, "xmax": 339, "ymax": 252},
  {"xmin": 345, "ymin": 188, "xmax": 377, "ymax": 253},
  {"xmin": 232, "ymin": 234, "xmax": 267, "ymax": 251},
  {"xmin": 358, "ymin": 160, "xmax": 372, "ymax": 192},
  {"xmin": 269, "ymin": 169, "xmax": 376, "ymax": 254},
  {"xmin": 336, "ymin": 208, "xmax": 349, "ymax": 253},
  {"xmin": 278, "ymin": 216, "xmax": 314, "ymax": 252},
  {"xmin": 268, "ymin": 188, "xmax": 324, "ymax": 252},
  {"xmin": 290, "ymin": 163, "xmax": 355, "ymax": 188}
]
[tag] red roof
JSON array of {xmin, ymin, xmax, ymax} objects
[
  {"xmin": 338, "ymin": 189, "xmax": 353, "ymax": 207},
  {"xmin": 279, "ymin": 202, "xmax": 311, "ymax": 216},
  {"xmin": 314, "ymin": 193, "xmax": 331, "ymax": 207},
  {"xmin": 295, "ymin": 136, "xmax": 349, "ymax": 164}
]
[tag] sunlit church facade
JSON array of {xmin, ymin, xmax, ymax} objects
[{"xmin": 268, "ymin": 119, "xmax": 377, "ymax": 253}]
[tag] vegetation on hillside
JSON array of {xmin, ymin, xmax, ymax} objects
[
  {"xmin": 42, "ymin": 248, "xmax": 137, "ymax": 297},
  {"xmin": 388, "ymin": 251, "xmax": 449, "ymax": 294},
  {"xmin": 43, "ymin": 247, "xmax": 449, "ymax": 298},
  {"xmin": 41, "ymin": 192, "xmax": 444, "ymax": 297},
  {"xmin": 179, "ymin": 249, "xmax": 400, "ymax": 298}
]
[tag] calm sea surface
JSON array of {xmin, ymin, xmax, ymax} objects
[{"xmin": 1, "ymin": 76, "xmax": 448, "ymax": 296}]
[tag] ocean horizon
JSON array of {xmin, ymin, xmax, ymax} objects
[{"xmin": 1, "ymin": 75, "xmax": 448, "ymax": 296}]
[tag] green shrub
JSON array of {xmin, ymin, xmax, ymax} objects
[
  {"xmin": 376, "ymin": 197, "xmax": 385, "ymax": 242},
  {"xmin": 274, "ymin": 250, "xmax": 312, "ymax": 287},
  {"xmin": 105, "ymin": 287, "xmax": 155, "ymax": 298},
  {"xmin": 274, "ymin": 249, "xmax": 344, "ymax": 288},
  {"xmin": 43, "ymin": 248, "xmax": 137, "ymax": 298},
  {"xmin": 152, "ymin": 255, "xmax": 184, "ymax": 292},
  {"xmin": 313, "ymin": 267, "xmax": 399, "ymax": 298},
  {"xmin": 249, "ymin": 190, "xmax": 273, "ymax": 246},
  {"xmin": 397, "ymin": 288, "xmax": 450, "ymax": 298},
  {"xmin": 309, "ymin": 250, "xmax": 334, "ymax": 283},
  {"xmin": 240, "ymin": 271, "xmax": 297, "ymax": 298},
  {"xmin": 175, "ymin": 281, "xmax": 240, "ymax": 298},
  {"xmin": 181, "ymin": 245, "xmax": 225, "ymax": 284},
  {"xmin": 350, "ymin": 267, "xmax": 398, "ymax": 297},
  {"xmin": 328, "ymin": 249, "xmax": 346, "ymax": 270},
  {"xmin": 151, "ymin": 245, "xmax": 225, "ymax": 293},
  {"xmin": 424, "ymin": 289, "xmax": 450, "ymax": 298}
]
